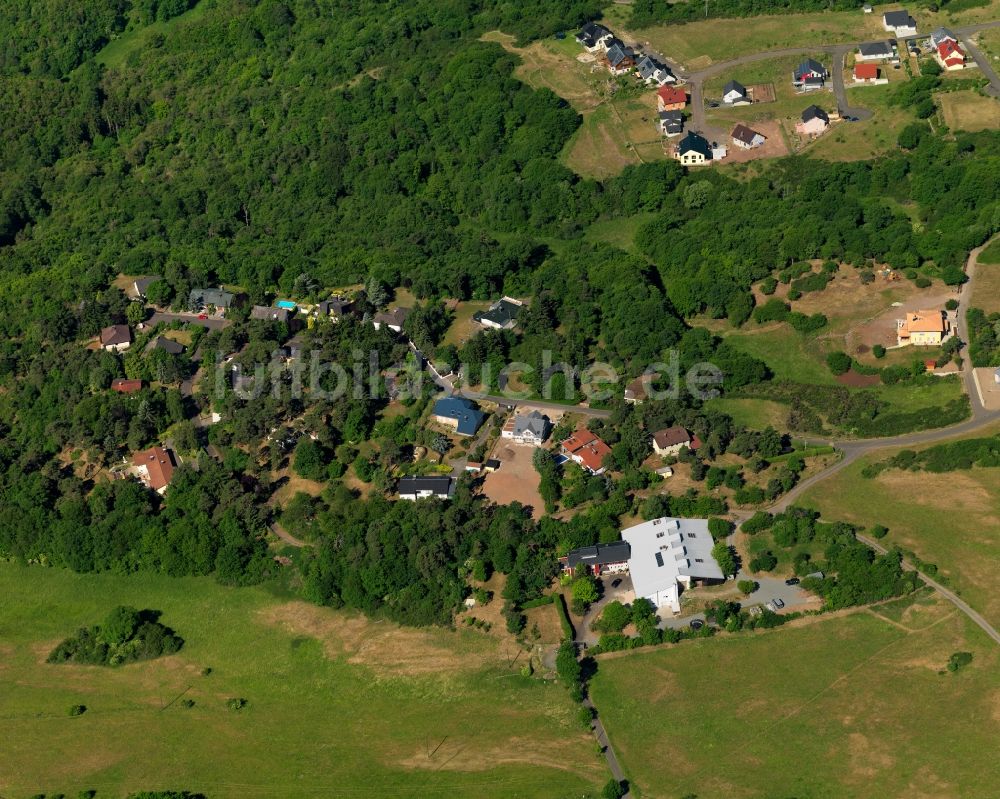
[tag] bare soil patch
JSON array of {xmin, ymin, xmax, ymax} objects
[
  {"xmin": 836, "ymin": 370, "xmax": 881, "ymax": 387},
  {"xmin": 719, "ymin": 119, "xmax": 789, "ymax": 163},
  {"xmin": 748, "ymin": 83, "xmax": 776, "ymax": 103},
  {"xmin": 480, "ymin": 442, "xmax": 544, "ymax": 518}
]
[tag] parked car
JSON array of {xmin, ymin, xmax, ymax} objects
[
  {"xmin": 689, "ymin": 618, "xmax": 704, "ymax": 630},
  {"xmin": 611, "ymin": 578, "xmax": 622, "ymax": 588},
  {"xmin": 785, "ymin": 577, "xmax": 800, "ymax": 586},
  {"xmin": 772, "ymin": 598, "xmax": 785, "ymax": 609}
]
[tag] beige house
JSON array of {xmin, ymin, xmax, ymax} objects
[
  {"xmin": 100, "ymin": 324, "xmax": 132, "ymax": 352},
  {"xmin": 674, "ymin": 132, "xmax": 712, "ymax": 166},
  {"xmin": 897, "ymin": 309, "xmax": 950, "ymax": 346},
  {"xmin": 795, "ymin": 105, "xmax": 830, "ymax": 137},
  {"xmin": 652, "ymin": 426, "xmax": 693, "ymax": 457}
]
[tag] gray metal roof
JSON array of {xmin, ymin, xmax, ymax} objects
[{"xmin": 511, "ymin": 410, "xmax": 550, "ymax": 439}]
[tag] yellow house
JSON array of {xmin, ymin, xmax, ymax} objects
[{"xmin": 897, "ymin": 309, "xmax": 949, "ymax": 346}]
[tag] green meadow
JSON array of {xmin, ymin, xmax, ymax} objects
[{"xmin": 0, "ymin": 564, "xmax": 605, "ymax": 798}]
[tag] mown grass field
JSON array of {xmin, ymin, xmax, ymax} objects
[
  {"xmin": 0, "ymin": 565, "xmax": 605, "ymax": 798},
  {"xmin": 799, "ymin": 435, "xmax": 1000, "ymax": 628},
  {"xmin": 939, "ymin": 89, "xmax": 1000, "ymax": 132},
  {"xmin": 591, "ymin": 594, "xmax": 1000, "ymax": 799}
]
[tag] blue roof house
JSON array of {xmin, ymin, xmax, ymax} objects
[{"xmin": 432, "ymin": 396, "xmax": 485, "ymax": 436}]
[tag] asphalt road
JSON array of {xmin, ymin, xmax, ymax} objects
[{"xmin": 960, "ymin": 33, "xmax": 1000, "ymax": 97}]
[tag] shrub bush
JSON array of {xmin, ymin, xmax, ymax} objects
[{"xmin": 826, "ymin": 351, "xmax": 853, "ymax": 375}]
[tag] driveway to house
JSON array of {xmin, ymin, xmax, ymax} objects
[
  {"xmin": 829, "ymin": 43, "xmax": 874, "ymax": 121},
  {"xmin": 148, "ymin": 311, "xmax": 230, "ymax": 331},
  {"xmin": 577, "ymin": 574, "xmax": 636, "ymax": 646}
]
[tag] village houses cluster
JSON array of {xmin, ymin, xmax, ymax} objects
[{"xmin": 574, "ymin": 9, "xmax": 972, "ymax": 163}]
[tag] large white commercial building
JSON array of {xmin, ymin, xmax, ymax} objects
[{"xmin": 621, "ymin": 517, "xmax": 725, "ymax": 613}]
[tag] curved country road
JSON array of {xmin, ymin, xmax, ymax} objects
[{"xmin": 762, "ymin": 237, "xmax": 1000, "ymax": 644}]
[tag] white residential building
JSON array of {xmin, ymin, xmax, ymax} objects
[{"xmin": 501, "ymin": 410, "xmax": 551, "ymax": 446}]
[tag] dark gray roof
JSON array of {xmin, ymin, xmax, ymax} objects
[
  {"xmin": 133, "ymin": 276, "xmax": 162, "ymax": 296},
  {"xmin": 565, "ymin": 541, "xmax": 632, "ymax": 570},
  {"xmin": 636, "ymin": 55, "xmax": 661, "ymax": 78},
  {"xmin": 473, "ymin": 298, "xmax": 522, "ymax": 328},
  {"xmin": 398, "ymin": 476, "xmax": 454, "ymax": 495},
  {"xmin": 858, "ymin": 40, "xmax": 894, "ymax": 57},
  {"xmin": 604, "ymin": 40, "xmax": 635, "ymax": 68},
  {"xmin": 731, "ymin": 123, "xmax": 764, "ymax": 146},
  {"xmin": 149, "ymin": 336, "xmax": 185, "ymax": 355},
  {"xmin": 723, "ymin": 79, "xmax": 747, "ymax": 96},
  {"xmin": 677, "ymin": 131, "xmax": 712, "ymax": 158},
  {"xmin": 883, "ymin": 9, "xmax": 915, "ymax": 27},
  {"xmin": 190, "ymin": 287, "xmax": 236, "ymax": 308},
  {"xmin": 659, "ymin": 110, "xmax": 684, "ymax": 132},
  {"xmin": 801, "ymin": 104, "xmax": 830, "ymax": 123},
  {"xmin": 250, "ymin": 305, "xmax": 290, "ymax": 322},
  {"xmin": 318, "ymin": 296, "xmax": 353, "ymax": 316},
  {"xmin": 795, "ymin": 58, "xmax": 826, "ymax": 79},
  {"xmin": 576, "ymin": 22, "xmax": 611, "ymax": 46}
]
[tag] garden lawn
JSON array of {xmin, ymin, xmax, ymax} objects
[
  {"xmin": 799, "ymin": 439, "xmax": 1000, "ymax": 629},
  {"xmin": 725, "ymin": 324, "xmax": 838, "ymax": 385},
  {"xmin": 807, "ymin": 88, "xmax": 913, "ymax": 161},
  {"xmin": 591, "ymin": 596, "xmax": 1000, "ymax": 799},
  {"xmin": 0, "ymin": 565, "xmax": 605, "ymax": 798},
  {"xmin": 705, "ymin": 397, "xmax": 789, "ymax": 430}
]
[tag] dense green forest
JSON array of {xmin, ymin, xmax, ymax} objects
[{"xmin": 1, "ymin": 0, "xmax": 998, "ymax": 627}]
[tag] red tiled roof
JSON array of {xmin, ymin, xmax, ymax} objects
[
  {"xmin": 657, "ymin": 85, "xmax": 687, "ymax": 105},
  {"xmin": 111, "ymin": 378, "xmax": 143, "ymax": 393},
  {"xmin": 132, "ymin": 446, "xmax": 176, "ymax": 492},
  {"xmin": 937, "ymin": 40, "xmax": 965, "ymax": 62},
  {"xmin": 854, "ymin": 63, "xmax": 878, "ymax": 80},
  {"xmin": 561, "ymin": 429, "xmax": 612, "ymax": 473}
]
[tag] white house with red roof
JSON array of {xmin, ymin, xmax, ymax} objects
[
  {"xmin": 935, "ymin": 39, "xmax": 967, "ymax": 70},
  {"xmin": 560, "ymin": 429, "xmax": 612, "ymax": 475}
]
